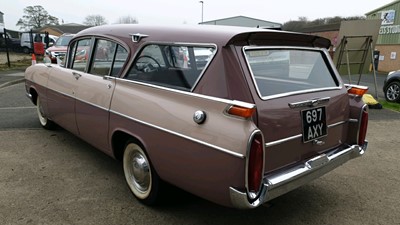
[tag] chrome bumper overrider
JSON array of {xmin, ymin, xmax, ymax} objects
[{"xmin": 230, "ymin": 142, "xmax": 368, "ymax": 209}]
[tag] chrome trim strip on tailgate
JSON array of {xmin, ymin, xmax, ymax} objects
[
  {"xmin": 265, "ymin": 120, "xmax": 349, "ymax": 148},
  {"xmin": 229, "ymin": 142, "xmax": 368, "ymax": 209}
]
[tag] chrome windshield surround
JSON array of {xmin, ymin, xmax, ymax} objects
[
  {"xmin": 125, "ymin": 41, "xmax": 218, "ymax": 93},
  {"xmin": 242, "ymin": 46, "xmax": 343, "ymax": 101}
]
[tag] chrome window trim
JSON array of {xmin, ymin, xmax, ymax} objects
[
  {"xmin": 242, "ymin": 46, "xmax": 343, "ymax": 101},
  {"xmin": 115, "ymin": 77, "xmax": 255, "ymax": 109},
  {"xmin": 265, "ymin": 120, "xmax": 348, "ymax": 148},
  {"xmin": 123, "ymin": 41, "xmax": 218, "ymax": 92},
  {"xmin": 110, "ymin": 110, "xmax": 245, "ymax": 159}
]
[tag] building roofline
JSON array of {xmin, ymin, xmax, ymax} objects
[
  {"xmin": 365, "ymin": 0, "xmax": 400, "ymax": 15},
  {"xmin": 200, "ymin": 15, "xmax": 282, "ymax": 26}
]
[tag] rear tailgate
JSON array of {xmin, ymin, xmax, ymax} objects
[{"xmin": 242, "ymin": 47, "xmax": 350, "ymax": 174}]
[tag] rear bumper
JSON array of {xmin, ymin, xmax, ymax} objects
[{"xmin": 229, "ymin": 142, "xmax": 368, "ymax": 209}]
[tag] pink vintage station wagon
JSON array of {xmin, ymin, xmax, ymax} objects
[{"xmin": 25, "ymin": 24, "xmax": 369, "ymax": 209}]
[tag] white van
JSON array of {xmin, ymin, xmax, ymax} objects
[{"xmin": 20, "ymin": 32, "xmax": 58, "ymax": 53}]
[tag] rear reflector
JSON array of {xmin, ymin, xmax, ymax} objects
[
  {"xmin": 228, "ymin": 105, "xmax": 256, "ymax": 118},
  {"xmin": 358, "ymin": 107, "xmax": 368, "ymax": 146},
  {"xmin": 347, "ymin": 85, "xmax": 369, "ymax": 96},
  {"xmin": 248, "ymin": 133, "xmax": 264, "ymax": 196}
]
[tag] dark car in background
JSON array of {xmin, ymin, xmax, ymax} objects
[
  {"xmin": 383, "ymin": 70, "xmax": 400, "ymax": 102},
  {"xmin": 0, "ymin": 32, "xmax": 21, "ymax": 51}
]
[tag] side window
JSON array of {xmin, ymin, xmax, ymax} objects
[
  {"xmin": 89, "ymin": 39, "xmax": 116, "ymax": 76},
  {"xmin": 125, "ymin": 44, "xmax": 216, "ymax": 91},
  {"xmin": 71, "ymin": 38, "xmax": 93, "ymax": 72},
  {"xmin": 111, "ymin": 45, "xmax": 128, "ymax": 76}
]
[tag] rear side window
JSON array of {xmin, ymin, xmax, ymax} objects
[
  {"xmin": 125, "ymin": 44, "xmax": 216, "ymax": 91},
  {"xmin": 244, "ymin": 48, "xmax": 338, "ymax": 99}
]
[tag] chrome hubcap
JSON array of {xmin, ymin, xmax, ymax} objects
[
  {"xmin": 37, "ymin": 98, "xmax": 47, "ymax": 125},
  {"xmin": 123, "ymin": 143, "xmax": 152, "ymax": 199},
  {"xmin": 387, "ymin": 84, "xmax": 400, "ymax": 101},
  {"xmin": 130, "ymin": 152, "xmax": 150, "ymax": 193}
]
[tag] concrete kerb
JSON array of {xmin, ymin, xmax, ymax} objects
[{"xmin": 0, "ymin": 78, "xmax": 25, "ymax": 89}]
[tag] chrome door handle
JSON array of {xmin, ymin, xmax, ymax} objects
[{"xmin": 72, "ymin": 72, "xmax": 82, "ymax": 80}]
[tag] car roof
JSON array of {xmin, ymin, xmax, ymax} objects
[{"xmin": 75, "ymin": 24, "xmax": 331, "ymax": 49}]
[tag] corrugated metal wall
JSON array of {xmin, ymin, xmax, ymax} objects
[{"xmin": 367, "ymin": 1, "xmax": 400, "ymax": 44}]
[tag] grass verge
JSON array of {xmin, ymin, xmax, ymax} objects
[{"xmin": 381, "ymin": 101, "xmax": 400, "ymax": 112}]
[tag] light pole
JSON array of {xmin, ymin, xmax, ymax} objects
[{"xmin": 199, "ymin": 1, "xmax": 204, "ymax": 23}]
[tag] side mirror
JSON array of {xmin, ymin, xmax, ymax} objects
[{"xmin": 43, "ymin": 55, "xmax": 52, "ymax": 67}]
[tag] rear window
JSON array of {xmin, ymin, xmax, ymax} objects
[{"xmin": 244, "ymin": 48, "xmax": 339, "ymax": 99}]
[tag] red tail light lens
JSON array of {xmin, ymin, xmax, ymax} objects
[
  {"xmin": 248, "ymin": 133, "xmax": 264, "ymax": 195},
  {"xmin": 358, "ymin": 107, "xmax": 368, "ymax": 146}
]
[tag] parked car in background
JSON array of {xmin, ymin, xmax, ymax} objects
[
  {"xmin": 0, "ymin": 32, "xmax": 20, "ymax": 51},
  {"xmin": 24, "ymin": 24, "xmax": 369, "ymax": 209},
  {"xmin": 383, "ymin": 70, "xmax": 400, "ymax": 103},
  {"xmin": 45, "ymin": 33, "xmax": 75, "ymax": 63},
  {"xmin": 20, "ymin": 32, "xmax": 58, "ymax": 54}
]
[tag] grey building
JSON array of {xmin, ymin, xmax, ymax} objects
[
  {"xmin": 0, "ymin": 11, "xmax": 4, "ymax": 30},
  {"xmin": 199, "ymin": 15, "xmax": 281, "ymax": 29}
]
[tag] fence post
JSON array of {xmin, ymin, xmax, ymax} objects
[{"xmin": 4, "ymin": 28, "xmax": 11, "ymax": 68}]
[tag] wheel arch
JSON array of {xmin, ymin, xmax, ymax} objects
[
  {"xmin": 111, "ymin": 130, "xmax": 146, "ymax": 161},
  {"xmin": 29, "ymin": 86, "xmax": 38, "ymax": 105}
]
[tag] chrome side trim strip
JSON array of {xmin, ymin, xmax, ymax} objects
[
  {"xmin": 265, "ymin": 120, "xmax": 348, "ymax": 148},
  {"xmin": 110, "ymin": 110, "xmax": 245, "ymax": 159},
  {"xmin": 265, "ymin": 134, "xmax": 302, "ymax": 148},
  {"xmin": 328, "ymin": 120, "xmax": 347, "ymax": 128},
  {"xmin": 115, "ymin": 78, "xmax": 255, "ymax": 109}
]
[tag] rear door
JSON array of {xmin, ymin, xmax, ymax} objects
[
  {"xmin": 242, "ymin": 47, "xmax": 350, "ymax": 173},
  {"xmin": 73, "ymin": 38, "xmax": 128, "ymax": 152}
]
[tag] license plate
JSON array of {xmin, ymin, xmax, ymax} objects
[{"xmin": 301, "ymin": 106, "xmax": 327, "ymax": 143}]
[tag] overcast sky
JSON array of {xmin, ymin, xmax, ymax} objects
[{"xmin": 1, "ymin": 0, "xmax": 394, "ymax": 31}]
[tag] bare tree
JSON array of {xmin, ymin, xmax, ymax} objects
[
  {"xmin": 16, "ymin": 5, "xmax": 59, "ymax": 30},
  {"xmin": 283, "ymin": 16, "xmax": 366, "ymax": 31},
  {"xmin": 83, "ymin": 15, "xmax": 107, "ymax": 26},
  {"xmin": 116, "ymin": 15, "xmax": 138, "ymax": 24}
]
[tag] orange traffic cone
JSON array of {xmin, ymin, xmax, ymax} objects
[{"xmin": 31, "ymin": 54, "xmax": 36, "ymax": 65}]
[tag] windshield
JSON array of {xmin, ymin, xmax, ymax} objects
[
  {"xmin": 55, "ymin": 35, "xmax": 73, "ymax": 46},
  {"xmin": 244, "ymin": 48, "xmax": 339, "ymax": 99}
]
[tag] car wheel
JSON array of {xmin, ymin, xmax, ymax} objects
[
  {"xmin": 123, "ymin": 141, "xmax": 160, "ymax": 205},
  {"xmin": 22, "ymin": 47, "xmax": 30, "ymax": 54},
  {"xmin": 36, "ymin": 97, "xmax": 55, "ymax": 129},
  {"xmin": 385, "ymin": 81, "xmax": 400, "ymax": 102}
]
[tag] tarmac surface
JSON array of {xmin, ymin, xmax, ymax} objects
[
  {"xmin": 0, "ymin": 68, "xmax": 399, "ymax": 224},
  {"xmin": 0, "ymin": 69, "xmax": 25, "ymax": 89}
]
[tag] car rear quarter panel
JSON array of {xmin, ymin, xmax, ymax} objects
[{"xmin": 109, "ymin": 80, "xmax": 258, "ymax": 207}]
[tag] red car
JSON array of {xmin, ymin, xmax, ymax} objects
[
  {"xmin": 25, "ymin": 24, "xmax": 369, "ymax": 209},
  {"xmin": 45, "ymin": 33, "xmax": 74, "ymax": 63}
]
